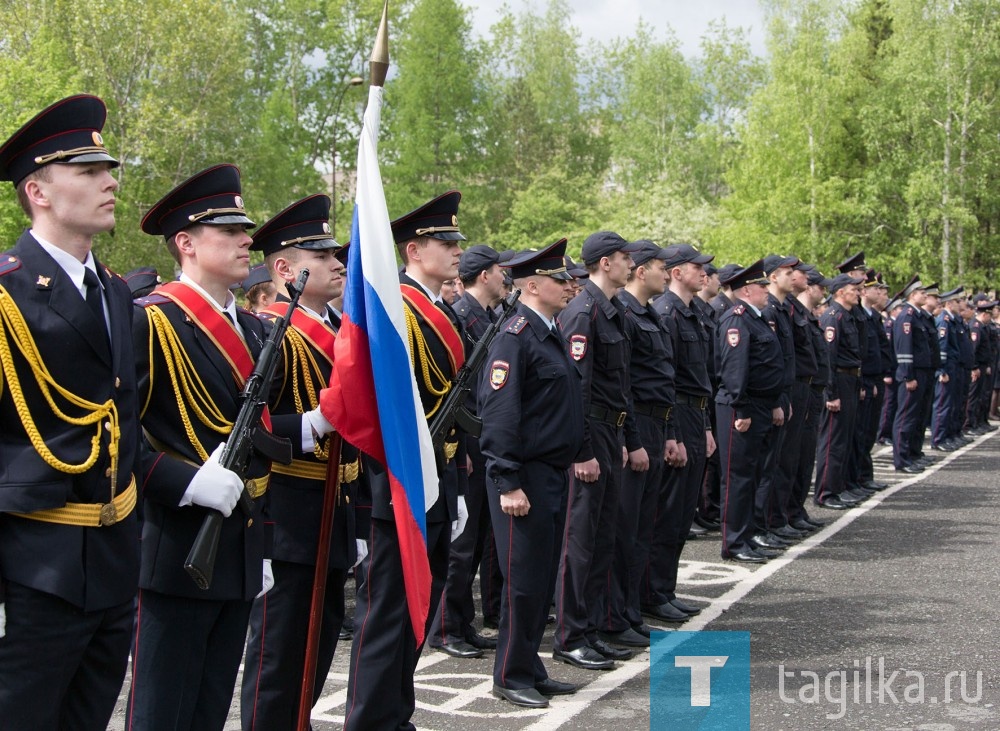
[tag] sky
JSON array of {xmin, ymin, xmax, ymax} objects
[{"xmin": 464, "ymin": 0, "xmax": 768, "ymax": 58}]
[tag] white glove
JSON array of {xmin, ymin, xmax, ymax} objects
[
  {"xmin": 179, "ymin": 444, "xmax": 243, "ymax": 517},
  {"xmin": 304, "ymin": 406, "xmax": 335, "ymax": 439},
  {"xmin": 451, "ymin": 495, "xmax": 469, "ymax": 541},
  {"xmin": 0, "ymin": 602, "xmax": 6, "ymax": 639},
  {"xmin": 354, "ymin": 539, "xmax": 369, "ymax": 569},
  {"xmin": 256, "ymin": 559, "xmax": 274, "ymax": 598}
]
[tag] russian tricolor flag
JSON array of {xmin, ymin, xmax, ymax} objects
[{"xmin": 321, "ymin": 84, "xmax": 438, "ymax": 645}]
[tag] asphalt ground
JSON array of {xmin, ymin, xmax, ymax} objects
[{"xmin": 110, "ymin": 430, "xmax": 1000, "ymax": 730}]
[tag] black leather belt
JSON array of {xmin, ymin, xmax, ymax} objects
[
  {"xmin": 633, "ymin": 403, "xmax": 672, "ymax": 421},
  {"xmin": 836, "ymin": 367, "xmax": 861, "ymax": 376},
  {"xmin": 589, "ymin": 405, "xmax": 627, "ymax": 427},
  {"xmin": 675, "ymin": 393, "xmax": 709, "ymax": 410}
]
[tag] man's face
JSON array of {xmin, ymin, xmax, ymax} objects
[
  {"xmin": 742, "ymin": 282, "xmax": 769, "ymax": 308},
  {"xmin": 604, "ymin": 250, "xmax": 634, "ymax": 288},
  {"xmin": 32, "ymin": 161, "xmax": 119, "ymax": 236},
  {"xmin": 673, "ymin": 261, "xmax": 705, "ymax": 295},
  {"xmin": 295, "ymin": 248, "xmax": 345, "ymax": 303},
  {"xmin": 789, "ymin": 269, "xmax": 808, "ymax": 294},
  {"xmin": 410, "ymin": 237, "xmax": 461, "ymax": 283},
  {"xmin": 535, "ymin": 275, "xmax": 576, "ymax": 313},
  {"xmin": 641, "ymin": 259, "xmax": 669, "ymax": 297},
  {"xmin": 482, "ymin": 263, "xmax": 507, "ymax": 303},
  {"xmin": 770, "ymin": 266, "xmax": 794, "ymax": 295},
  {"xmin": 185, "ymin": 223, "xmax": 253, "ymax": 285}
]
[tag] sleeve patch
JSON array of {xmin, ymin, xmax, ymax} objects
[
  {"xmin": 489, "ymin": 360, "xmax": 510, "ymax": 390},
  {"xmin": 825, "ymin": 326, "xmax": 836, "ymax": 342},
  {"xmin": 972, "ymin": 331, "xmax": 978, "ymax": 341},
  {"xmin": 570, "ymin": 334, "xmax": 588, "ymax": 360},
  {"xmin": 902, "ymin": 322, "xmax": 911, "ymax": 335},
  {"xmin": 939, "ymin": 326, "xmax": 946, "ymax": 338},
  {"xmin": 506, "ymin": 315, "xmax": 528, "ymax": 334},
  {"xmin": 726, "ymin": 328, "xmax": 741, "ymax": 347}
]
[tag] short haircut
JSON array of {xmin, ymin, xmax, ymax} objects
[{"xmin": 15, "ymin": 166, "xmax": 53, "ymax": 217}]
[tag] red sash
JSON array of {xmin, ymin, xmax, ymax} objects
[
  {"xmin": 157, "ymin": 281, "xmax": 272, "ymax": 430},
  {"xmin": 400, "ymin": 284, "xmax": 466, "ymax": 374},
  {"xmin": 261, "ymin": 302, "xmax": 337, "ymax": 366}
]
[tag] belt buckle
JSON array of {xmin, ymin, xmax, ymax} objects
[
  {"xmin": 664, "ymin": 407, "xmax": 673, "ymax": 422},
  {"xmin": 616, "ymin": 411, "xmax": 626, "ymax": 427},
  {"xmin": 698, "ymin": 396, "xmax": 707, "ymax": 410},
  {"xmin": 99, "ymin": 502, "xmax": 118, "ymax": 527}
]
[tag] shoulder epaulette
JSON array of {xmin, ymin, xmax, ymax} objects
[
  {"xmin": 0, "ymin": 254, "xmax": 21, "ymax": 276},
  {"xmin": 732, "ymin": 304, "xmax": 745, "ymax": 315},
  {"xmin": 103, "ymin": 264, "xmax": 123, "ymax": 280},
  {"xmin": 135, "ymin": 292, "xmax": 171, "ymax": 307},
  {"xmin": 506, "ymin": 315, "xmax": 528, "ymax": 334}
]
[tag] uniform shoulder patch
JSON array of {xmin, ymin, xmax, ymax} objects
[
  {"xmin": 726, "ymin": 327, "xmax": 741, "ymax": 347},
  {"xmin": 939, "ymin": 326, "xmax": 946, "ymax": 338},
  {"xmin": 732, "ymin": 304, "xmax": 745, "ymax": 315},
  {"xmin": 825, "ymin": 326, "xmax": 836, "ymax": 342},
  {"xmin": 902, "ymin": 321, "xmax": 911, "ymax": 335},
  {"xmin": 489, "ymin": 359, "xmax": 510, "ymax": 389},
  {"xmin": 135, "ymin": 292, "xmax": 171, "ymax": 307},
  {"xmin": 0, "ymin": 254, "xmax": 21, "ymax": 276},
  {"xmin": 506, "ymin": 315, "xmax": 528, "ymax": 334},
  {"xmin": 570, "ymin": 334, "xmax": 587, "ymax": 360}
]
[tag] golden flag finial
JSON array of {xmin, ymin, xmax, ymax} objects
[{"xmin": 370, "ymin": 0, "xmax": 390, "ymax": 87}]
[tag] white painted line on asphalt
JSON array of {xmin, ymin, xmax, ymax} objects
[{"xmin": 524, "ymin": 431, "xmax": 994, "ymax": 730}]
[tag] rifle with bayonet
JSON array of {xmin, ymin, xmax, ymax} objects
[{"xmin": 184, "ymin": 269, "xmax": 310, "ymax": 590}]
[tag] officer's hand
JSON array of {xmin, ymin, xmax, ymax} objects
[
  {"xmin": 905, "ymin": 379, "xmax": 918, "ymax": 392},
  {"xmin": 500, "ymin": 489, "xmax": 531, "ymax": 517},
  {"xmin": 354, "ymin": 539, "xmax": 369, "ymax": 569},
  {"xmin": 940, "ymin": 373, "xmax": 949, "ymax": 383},
  {"xmin": 574, "ymin": 459, "xmax": 600, "ymax": 483},
  {"xmin": 734, "ymin": 417, "xmax": 751, "ymax": 433},
  {"xmin": 466, "ymin": 454, "xmax": 473, "ymax": 475},
  {"xmin": 304, "ymin": 406, "xmax": 335, "ymax": 439},
  {"xmin": 872, "ymin": 384, "xmax": 878, "ymax": 398},
  {"xmin": 0, "ymin": 600, "xmax": 5, "ymax": 639},
  {"xmin": 884, "ymin": 377, "xmax": 893, "ymax": 385},
  {"xmin": 676, "ymin": 441, "xmax": 688, "ymax": 467},
  {"xmin": 706, "ymin": 430, "xmax": 717, "ymax": 458},
  {"xmin": 826, "ymin": 399, "xmax": 841, "ymax": 413},
  {"xmin": 180, "ymin": 444, "xmax": 243, "ymax": 517},
  {"xmin": 972, "ymin": 369, "xmax": 980, "ymax": 382},
  {"xmin": 787, "ymin": 404, "xmax": 793, "ymax": 422},
  {"xmin": 621, "ymin": 446, "xmax": 628, "ymax": 468},
  {"xmin": 860, "ymin": 389, "xmax": 866, "ymax": 401},
  {"xmin": 771, "ymin": 407, "xmax": 784, "ymax": 426},
  {"xmin": 628, "ymin": 447, "xmax": 649, "ymax": 472},
  {"xmin": 256, "ymin": 559, "xmax": 274, "ymax": 599},
  {"xmin": 451, "ymin": 496, "xmax": 469, "ymax": 541},
  {"xmin": 664, "ymin": 439, "xmax": 680, "ymax": 466}
]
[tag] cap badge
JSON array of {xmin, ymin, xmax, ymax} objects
[
  {"xmin": 452, "ymin": 215, "xmax": 458, "ymax": 226},
  {"xmin": 234, "ymin": 195, "xmax": 244, "ymax": 209},
  {"xmin": 323, "ymin": 222, "xmax": 331, "ymax": 234},
  {"xmin": 92, "ymin": 131, "xmax": 104, "ymax": 147}
]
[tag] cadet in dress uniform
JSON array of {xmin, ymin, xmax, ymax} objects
[
  {"xmin": 853, "ymin": 272, "xmax": 891, "ymax": 491},
  {"xmin": 603, "ymin": 241, "xmax": 675, "ymax": 642},
  {"xmin": 813, "ymin": 274, "xmax": 866, "ymax": 508},
  {"xmin": 329, "ymin": 191, "xmax": 469, "ymax": 731},
  {"xmin": 891, "ymin": 276, "xmax": 933, "ymax": 474},
  {"xmin": 479, "ymin": 239, "xmax": 583, "ymax": 708},
  {"xmin": 553, "ymin": 231, "xmax": 640, "ymax": 671},
  {"xmin": 128, "ymin": 165, "xmax": 274, "ymax": 731},
  {"xmin": 240, "ymin": 195, "xmax": 361, "ymax": 729},
  {"xmin": 714, "ymin": 260, "xmax": 785, "ymax": 562},
  {"xmin": 428, "ymin": 244, "xmax": 504, "ymax": 658},
  {"xmin": 644, "ymin": 243, "xmax": 716, "ymax": 619},
  {"xmin": 931, "ymin": 287, "xmax": 965, "ymax": 451},
  {"xmin": 0, "ymin": 94, "xmax": 141, "ymax": 730},
  {"xmin": 692, "ymin": 262, "xmax": 722, "ymax": 532}
]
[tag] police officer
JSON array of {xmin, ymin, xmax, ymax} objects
[
  {"xmin": 931, "ymin": 287, "xmax": 962, "ymax": 451},
  {"xmin": 952, "ymin": 296, "xmax": 976, "ymax": 445},
  {"xmin": 603, "ymin": 240, "xmax": 675, "ymax": 642},
  {"xmin": 239, "ymin": 194, "xmax": 361, "ymax": 729},
  {"xmin": 645, "ymin": 243, "xmax": 716, "ymax": 613},
  {"xmin": 693, "ymin": 262, "xmax": 722, "ymax": 532},
  {"xmin": 479, "ymin": 238, "xmax": 583, "ymax": 708},
  {"xmin": 969, "ymin": 295, "xmax": 997, "ymax": 432},
  {"xmin": 428, "ymin": 244, "xmax": 505, "ymax": 657},
  {"xmin": 129, "ymin": 165, "xmax": 274, "ymax": 730},
  {"xmin": 331, "ymin": 191, "xmax": 470, "ymax": 731},
  {"xmin": 0, "ymin": 94, "xmax": 141, "ymax": 730},
  {"xmin": 878, "ymin": 296, "xmax": 904, "ymax": 444},
  {"xmin": 715, "ymin": 260, "xmax": 785, "ymax": 562},
  {"xmin": 813, "ymin": 273, "xmax": 866, "ymax": 508},
  {"xmin": 850, "ymin": 270, "xmax": 891, "ymax": 493},
  {"xmin": 554, "ymin": 231, "xmax": 640, "ymax": 670},
  {"xmin": 891, "ymin": 276, "xmax": 933, "ymax": 473}
]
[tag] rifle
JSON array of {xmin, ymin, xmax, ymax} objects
[
  {"xmin": 429, "ymin": 288, "xmax": 520, "ymax": 448},
  {"xmin": 184, "ymin": 269, "xmax": 310, "ymax": 590}
]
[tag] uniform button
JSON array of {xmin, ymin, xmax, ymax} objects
[
  {"xmin": 115, "ymin": 376, "xmax": 121, "ymax": 388},
  {"xmin": 104, "ymin": 421, "xmax": 111, "ymax": 431},
  {"xmin": 105, "ymin": 467, "xmax": 112, "ymax": 477}
]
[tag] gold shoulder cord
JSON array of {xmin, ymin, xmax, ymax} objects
[
  {"xmin": 145, "ymin": 306, "xmax": 232, "ymax": 462},
  {"xmin": 403, "ymin": 306, "xmax": 452, "ymax": 419},
  {"xmin": 285, "ymin": 328, "xmax": 331, "ymax": 460},
  {"xmin": 0, "ymin": 285, "xmax": 120, "ymax": 487}
]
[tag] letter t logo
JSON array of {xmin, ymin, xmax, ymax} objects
[{"xmin": 675, "ymin": 656, "xmax": 729, "ymax": 706}]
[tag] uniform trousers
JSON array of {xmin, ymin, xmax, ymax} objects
[
  {"xmin": 931, "ymin": 369, "xmax": 957, "ymax": 446},
  {"xmin": 853, "ymin": 379, "xmax": 885, "ymax": 485},
  {"xmin": 429, "ymin": 437, "xmax": 495, "ymax": 646},
  {"xmin": 607, "ymin": 412, "xmax": 666, "ymax": 631},
  {"xmin": 787, "ymin": 386, "xmax": 824, "ymax": 521},
  {"xmin": 479, "ymin": 523, "xmax": 503, "ymax": 624},
  {"xmin": 0, "ymin": 581, "xmax": 133, "ymax": 731},
  {"xmin": 554, "ymin": 421, "xmax": 621, "ymax": 652},
  {"xmin": 754, "ymin": 415, "xmax": 787, "ymax": 532},
  {"xmin": 343, "ymin": 517, "xmax": 449, "ymax": 731},
  {"xmin": 717, "ymin": 400, "xmax": 773, "ymax": 557},
  {"xmin": 489, "ymin": 462, "xmax": 566, "ymax": 689},
  {"xmin": 917, "ymin": 369, "xmax": 936, "ymax": 456},
  {"xmin": 893, "ymin": 370, "xmax": 931, "ymax": 468},
  {"xmin": 814, "ymin": 372, "xmax": 860, "ymax": 502},
  {"xmin": 241, "ymin": 560, "xmax": 347, "ymax": 730},
  {"xmin": 951, "ymin": 369, "xmax": 970, "ymax": 437},
  {"xmin": 769, "ymin": 381, "xmax": 809, "ymax": 529},
  {"xmin": 127, "ymin": 589, "xmax": 252, "ymax": 730},
  {"xmin": 878, "ymin": 377, "xmax": 898, "ymax": 442},
  {"xmin": 698, "ymin": 399, "xmax": 722, "ymax": 524}
]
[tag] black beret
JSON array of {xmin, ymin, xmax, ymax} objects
[
  {"xmin": 142, "ymin": 164, "xmax": 255, "ymax": 239},
  {"xmin": 250, "ymin": 194, "xmax": 338, "ymax": 257}
]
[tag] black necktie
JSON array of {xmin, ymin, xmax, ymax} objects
[{"xmin": 83, "ymin": 268, "xmax": 109, "ymax": 348}]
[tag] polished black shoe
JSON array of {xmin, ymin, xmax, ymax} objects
[
  {"xmin": 547, "ymin": 613, "xmax": 556, "ymax": 625},
  {"xmin": 436, "ymin": 640, "xmax": 484, "ymax": 659},
  {"xmin": 631, "ymin": 623, "xmax": 652, "ymax": 638},
  {"xmin": 688, "ymin": 524, "xmax": 708, "ymax": 539},
  {"xmin": 876, "ymin": 437, "xmax": 892, "ymax": 446},
  {"xmin": 896, "ymin": 463, "xmax": 924, "ymax": 474},
  {"xmin": 641, "ymin": 602, "xmax": 689, "ymax": 623},
  {"xmin": 669, "ymin": 598, "xmax": 702, "ymax": 616},
  {"xmin": 553, "ymin": 646, "xmax": 614, "ymax": 670},
  {"xmin": 931, "ymin": 442, "xmax": 955, "ymax": 452},
  {"xmin": 804, "ymin": 516, "xmax": 828, "ymax": 527},
  {"xmin": 817, "ymin": 496, "xmax": 849, "ymax": 510},
  {"xmin": 838, "ymin": 490, "xmax": 865, "ymax": 505},
  {"xmin": 790, "ymin": 518, "xmax": 819, "ymax": 532},
  {"xmin": 493, "ymin": 685, "xmax": 549, "ymax": 708},
  {"xmin": 944, "ymin": 438, "xmax": 963, "ymax": 450},
  {"xmin": 694, "ymin": 515, "xmax": 722, "ymax": 531},
  {"xmin": 599, "ymin": 628, "xmax": 650, "ymax": 647},
  {"xmin": 339, "ymin": 627, "xmax": 353, "ymax": 641},
  {"xmin": 726, "ymin": 550, "xmax": 767, "ymax": 564},
  {"xmin": 862, "ymin": 480, "xmax": 889, "ymax": 491},
  {"xmin": 913, "ymin": 455, "xmax": 934, "ymax": 466},
  {"xmin": 535, "ymin": 678, "xmax": 578, "ymax": 697},
  {"xmin": 751, "ymin": 533, "xmax": 788, "ymax": 550},
  {"xmin": 771, "ymin": 525, "xmax": 806, "ymax": 539},
  {"xmin": 590, "ymin": 638, "xmax": 633, "ymax": 660},
  {"xmin": 467, "ymin": 631, "xmax": 498, "ymax": 650},
  {"xmin": 754, "ymin": 546, "xmax": 783, "ymax": 558},
  {"xmin": 483, "ymin": 615, "xmax": 499, "ymax": 630}
]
